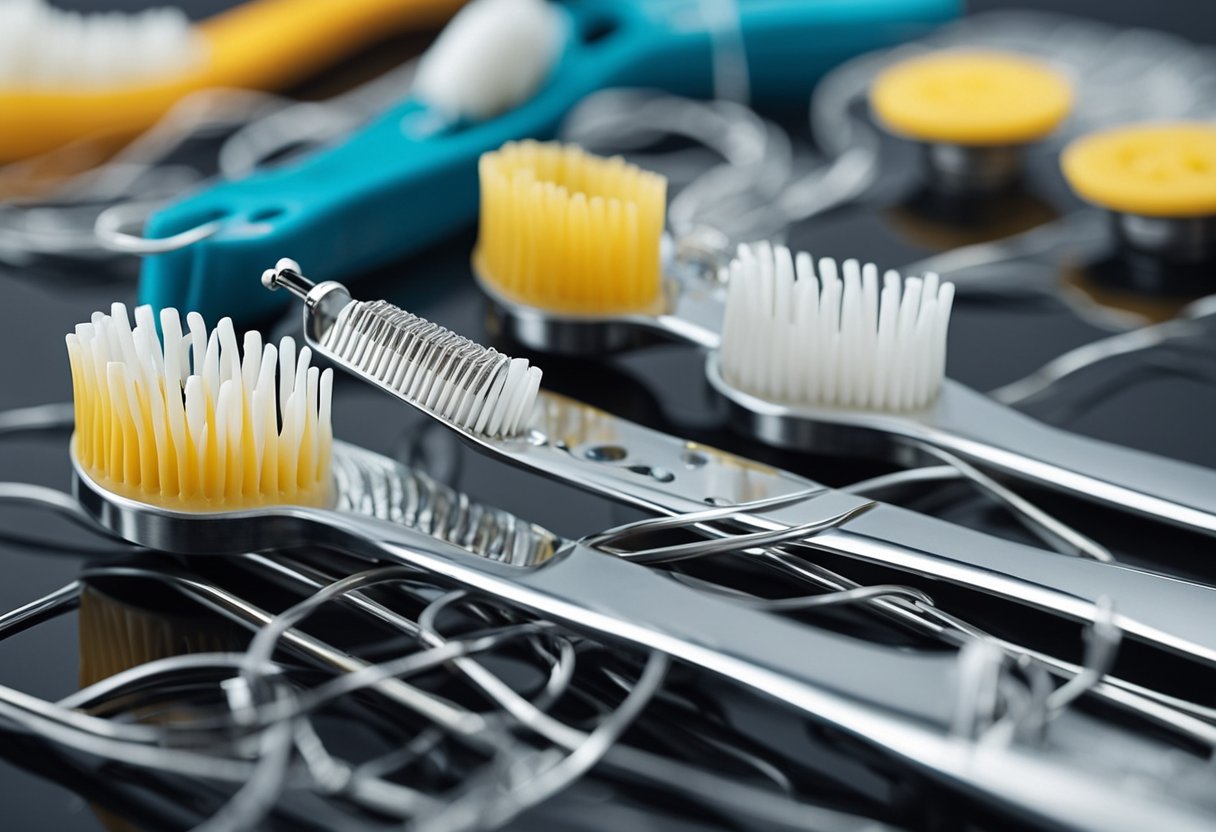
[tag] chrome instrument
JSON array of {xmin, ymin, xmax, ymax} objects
[{"xmin": 266, "ymin": 266, "xmax": 1216, "ymax": 670}]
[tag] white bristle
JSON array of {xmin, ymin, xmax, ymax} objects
[
  {"xmin": 67, "ymin": 305, "xmax": 334, "ymax": 507},
  {"xmin": 321, "ymin": 299, "xmax": 541, "ymax": 439},
  {"xmin": 0, "ymin": 0, "xmax": 203, "ymax": 90},
  {"xmin": 412, "ymin": 0, "xmax": 563, "ymax": 122},
  {"xmin": 720, "ymin": 243, "xmax": 953, "ymax": 412}
]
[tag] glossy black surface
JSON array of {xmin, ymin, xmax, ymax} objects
[{"xmin": 3, "ymin": 0, "xmax": 1216, "ymax": 828}]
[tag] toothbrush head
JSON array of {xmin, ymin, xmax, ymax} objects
[
  {"xmin": 265, "ymin": 261, "xmax": 543, "ymax": 440},
  {"xmin": 412, "ymin": 0, "xmax": 565, "ymax": 122},
  {"xmin": 473, "ymin": 140, "xmax": 668, "ymax": 315},
  {"xmin": 66, "ymin": 303, "xmax": 334, "ymax": 512},
  {"xmin": 0, "ymin": 0, "xmax": 204, "ymax": 91},
  {"xmin": 717, "ymin": 242, "xmax": 954, "ymax": 413}
]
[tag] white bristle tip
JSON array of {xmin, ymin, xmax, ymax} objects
[{"xmin": 720, "ymin": 243, "xmax": 953, "ymax": 412}]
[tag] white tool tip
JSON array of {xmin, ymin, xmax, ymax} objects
[{"xmin": 412, "ymin": 0, "xmax": 564, "ymax": 122}]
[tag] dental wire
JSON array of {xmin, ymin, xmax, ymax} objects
[
  {"xmin": 83, "ymin": 563, "xmax": 502, "ymax": 743},
  {"xmin": 250, "ymin": 554, "xmax": 581, "ymax": 725},
  {"xmin": 908, "ymin": 442, "xmax": 1113, "ymax": 562},
  {"xmin": 0, "ymin": 521, "xmax": 902, "ymax": 830},
  {"xmin": 1, "ymin": 471, "xmax": 573, "ymax": 759},
  {"xmin": 599, "ymin": 497, "xmax": 1216, "ymax": 743},
  {"xmin": 844, "ymin": 450, "xmax": 1113, "ymax": 563},
  {"xmin": 581, "ymin": 486, "xmax": 827, "ymax": 550},
  {"xmin": 0, "ymin": 482, "xmax": 131, "ymax": 541},
  {"xmin": 0, "ymin": 67, "xmax": 389, "ymax": 264},
  {"xmin": 232, "ymin": 552, "xmax": 904, "ymax": 827},
  {"xmin": 190, "ymin": 682, "xmax": 298, "ymax": 832},
  {"xmin": 0, "ymin": 401, "xmax": 73, "ymax": 433},
  {"xmin": 254, "ymin": 574, "xmax": 836, "ymax": 827},
  {"xmin": 30, "ymin": 459, "xmax": 1216, "ymax": 750},
  {"xmin": 0, "ymin": 88, "xmax": 291, "ymax": 264},
  {"xmin": 354, "ymin": 587, "xmax": 896, "ymax": 831},
  {"xmin": 0, "ymin": 408, "xmax": 1206, "ymax": 817},
  {"xmin": 251, "ymin": 555, "xmax": 581, "ymax": 722},
  {"xmin": 603, "ymin": 502, "xmax": 876, "ymax": 566},
  {"xmin": 593, "ymin": 665, "xmax": 797, "ymax": 795},
  {"xmin": 1046, "ymin": 597, "xmax": 1123, "ymax": 714},
  {"xmin": 667, "ymin": 575, "xmax": 935, "ymax": 613},
  {"xmin": 992, "ymin": 294, "xmax": 1216, "ymax": 405},
  {"xmin": 592, "ymin": 500, "xmax": 1209, "ymax": 739},
  {"xmin": 0, "ymin": 580, "xmax": 80, "ymax": 637},
  {"xmin": 238, "ymin": 568, "xmax": 523, "ymax": 731},
  {"xmin": 62, "ymin": 583, "xmax": 564, "ymax": 818},
  {"xmin": 847, "ymin": 459, "xmax": 1114, "ymax": 563},
  {"xmin": 414, "ymin": 651, "xmax": 668, "ymax": 832}
]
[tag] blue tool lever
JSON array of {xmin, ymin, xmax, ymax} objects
[{"xmin": 140, "ymin": 0, "xmax": 959, "ymax": 325}]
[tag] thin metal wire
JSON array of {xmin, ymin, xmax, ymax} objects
[
  {"xmin": 598, "ymin": 502, "xmax": 876, "ymax": 565},
  {"xmin": 0, "ymin": 403, "xmax": 1211, "ymax": 829},
  {"xmin": 93, "ymin": 200, "xmax": 223, "ymax": 254},
  {"xmin": 667, "ymin": 574, "xmax": 934, "ymax": 612},
  {"xmin": 905, "ymin": 442, "xmax": 1113, "ymax": 562},
  {"xmin": 992, "ymin": 295, "xmax": 1216, "ymax": 406}
]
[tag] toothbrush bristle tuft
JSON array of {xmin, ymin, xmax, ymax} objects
[
  {"xmin": 474, "ymin": 140, "xmax": 667, "ymax": 314},
  {"xmin": 66, "ymin": 306, "xmax": 334, "ymax": 510},
  {"xmin": 412, "ymin": 0, "xmax": 563, "ymax": 121},
  {"xmin": 322, "ymin": 299, "xmax": 542, "ymax": 439},
  {"xmin": 0, "ymin": 0, "xmax": 203, "ymax": 90},
  {"xmin": 720, "ymin": 242, "xmax": 954, "ymax": 412}
]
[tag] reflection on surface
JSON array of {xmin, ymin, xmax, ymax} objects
[
  {"xmin": 79, "ymin": 583, "xmax": 244, "ymax": 690},
  {"xmin": 886, "ymin": 186, "xmax": 1060, "ymax": 252},
  {"xmin": 1066, "ymin": 255, "xmax": 1216, "ymax": 323}
]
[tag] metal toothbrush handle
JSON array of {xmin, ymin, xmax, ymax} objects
[
  {"xmin": 928, "ymin": 382, "xmax": 1216, "ymax": 539},
  {"xmin": 762, "ymin": 498, "xmax": 1216, "ymax": 669},
  {"xmin": 496, "ymin": 391, "xmax": 1216, "ymax": 666},
  {"xmin": 295, "ymin": 511, "xmax": 1216, "ymax": 832},
  {"xmin": 309, "ymin": 507, "xmax": 960, "ymax": 724}
]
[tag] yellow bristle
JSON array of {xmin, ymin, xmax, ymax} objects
[
  {"xmin": 66, "ymin": 304, "xmax": 334, "ymax": 512},
  {"xmin": 474, "ymin": 140, "xmax": 668, "ymax": 314}
]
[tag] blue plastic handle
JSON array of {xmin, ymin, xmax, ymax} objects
[{"xmin": 140, "ymin": 0, "xmax": 960, "ymax": 325}]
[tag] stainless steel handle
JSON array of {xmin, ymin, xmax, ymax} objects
[
  {"xmin": 495, "ymin": 391, "xmax": 1216, "ymax": 667},
  {"xmin": 763, "ymin": 499, "xmax": 1216, "ymax": 667},
  {"xmin": 302, "ymin": 512, "xmax": 1216, "ymax": 832},
  {"xmin": 926, "ymin": 382, "xmax": 1216, "ymax": 538},
  {"xmin": 312, "ymin": 509, "xmax": 961, "ymax": 725}
]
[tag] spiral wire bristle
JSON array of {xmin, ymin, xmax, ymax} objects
[
  {"xmin": 323, "ymin": 298, "xmax": 541, "ymax": 439},
  {"xmin": 720, "ymin": 242, "xmax": 954, "ymax": 411},
  {"xmin": 66, "ymin": 304, "xmax": 334, "ymax": 510},
  {"xmin": 474, "ymin": 140, "xmax": 667, "ymax": 313}
]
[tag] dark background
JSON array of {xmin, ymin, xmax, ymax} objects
[{"xmin": 2, "ymin": 0, "xmax": 1215, "ymax": 829}]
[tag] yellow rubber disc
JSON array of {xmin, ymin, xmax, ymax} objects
[
  {"xmin": 1061, "ymin": 123, "xmax": 1216, "ymax": 217},
  {"xmin": 870, "ymin": 50, "xmax": 1073, "ymax": 146}
]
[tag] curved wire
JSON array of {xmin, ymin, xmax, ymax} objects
[
  {"xmin": 93, "ymin": 200, "xmax": 223, "ymax": 255},
  {"xmin": 667, "ymin": 574, "xmax": 934, "ymax": 612},
  {"xmin": 592, "ymin": 502, "xmax": 875, "ymax": 565}
]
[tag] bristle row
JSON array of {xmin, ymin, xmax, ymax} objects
[
  {"xmin": 0, "ymin": 0, "xmax": 203, "ymax": 89},
  {"xmin": 720, "ymin": 242, "xmax": 954, "ymax": 411},
  {"xmin": 475, "ymin": 140, "xmax": 667, "ymax": 313},
  {"xmin": 67, "ymin": 304, "xmax": 334, "ymax": 509},
  {"xmin": 323, "ymin": 300, "xmax": 541, "ymax": 439}
]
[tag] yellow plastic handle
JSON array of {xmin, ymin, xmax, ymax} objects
[{"xmin": 0, "ymin": 0, "xmax": 465, "ymax": 162}]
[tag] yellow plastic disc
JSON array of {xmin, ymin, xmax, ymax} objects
[
  {"xmin": 1061, "ymin": 123, "xmax": 1216, "ymax": 217},
  {"xmin": 870, "ymin": 50, "xmax": 1073, "ymax": 146}
]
